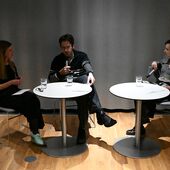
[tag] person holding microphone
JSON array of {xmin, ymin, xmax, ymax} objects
[
  {"xmin": 48, "ymin": 34, "xmax": 117, "ymax": 144},
  {"xmin": 126, "ymin": 39, "xmax": 170, "ymax": 136}
]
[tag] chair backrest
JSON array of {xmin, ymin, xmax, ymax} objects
[
  {"xmin": 156, "ymin": 101, "xmax": 170, "ymax": 113},
  {"xmin": 159, "ymin": 101, "xmax": 170, "ymax": 105}
]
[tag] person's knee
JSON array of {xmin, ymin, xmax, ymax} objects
[
  {"xmin": 23, "ymin": 92, "xmax": 41, "ymax": 110},
  {"xmin": 74, "ymin": 75, "xmax": 87, "ymax": 83}
]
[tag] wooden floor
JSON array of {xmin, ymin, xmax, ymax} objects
[{"xmin": 0, "ymin": 112, "xmax": 170, "ymax": 170}]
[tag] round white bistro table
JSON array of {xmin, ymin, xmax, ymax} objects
[
  {"xmin": 109, "ymin": 82, "xmax": 169, "ymax": 158},
  {"xmin": 33, "ymin": 82, "xmax": 92, "ymax": 157}
]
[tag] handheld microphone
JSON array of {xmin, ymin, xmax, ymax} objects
[
  {"xmin": 146, "ymin": 62, "xmax": 162, "ymax": 78},
  {"xmin": 146, "ymin": 69, "xmax": 155, "ymax": 78},
  {"xmin": 66, "ymin": 60, "xmax": 68, "ymax": 66}
]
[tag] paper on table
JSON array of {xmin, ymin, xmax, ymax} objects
[{"xmin": 12, "ymin": 89, "xmax": 30, "ymax": 95}]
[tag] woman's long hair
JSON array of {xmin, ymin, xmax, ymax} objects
[{"xmin": 0, "ymin": 40, "xmax": 16, "ymax": 79}]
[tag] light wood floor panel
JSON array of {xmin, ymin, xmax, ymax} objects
[{"xmin": 0, "ymin": 112, "xmax": 170, "ymax": 170}]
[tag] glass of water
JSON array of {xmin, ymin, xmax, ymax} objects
[
  {"xmin": 40, "ymin": 78, "xmax": 47, "ymax": 90},
  {"xmin": 66, "ymin": 75, "xmax": 73, "ymax": 85},
  {"xmin": 136, "ymin": 75, "xmax": 143, "ymax": 87}
]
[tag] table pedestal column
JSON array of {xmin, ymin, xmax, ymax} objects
[
  {"xmin": 113, "ymin": 100, "xmax": 160, "ymax": 158},
  {"xmin": 41, "ymin": 98, "xmax": 88, "ymax": 157},
  {"xmin": 61, "ymin": 98, "xmax": 66, "ymax": 146}
]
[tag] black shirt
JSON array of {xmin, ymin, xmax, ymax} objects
[{"xmin": 0, "ymin": 65, "xmax": 19, "ymax": 98}]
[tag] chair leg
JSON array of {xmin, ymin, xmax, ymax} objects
[
  {"xmin": 0, "ymin": 107, "xmax": 27, "ymax": 146},
  {"xmin": 18, "ymin": 116, "xmax": 29, "ymax": 134},
  {"xmin": 7, "ymin": 114, "xmax": 29, "ymax": 145},
  {"xmin": 7, "ymin": 112, "xmax": 10, "ymax": 145},
  {"xmin": 88, "ymin": 113, "xmax": 96, "ymax": 128},
  {"xmin": 6, "ymin": 112, "xmax": 19, "ymax": 145}
]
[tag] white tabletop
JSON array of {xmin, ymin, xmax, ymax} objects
[
  {"xmin": 33, "ymin": 82, "xmax": 92, "ymax": 99},
  {"xmin": 109, "ymin": 82, "xmax": 169, "ymax": 100}
]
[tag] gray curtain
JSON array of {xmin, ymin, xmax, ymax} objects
[{"xmin": 0, "ymin": 0, "xmax": 170, "ymax": 109}]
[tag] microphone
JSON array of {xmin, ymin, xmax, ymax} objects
[
  {"xmin": 146, "ymin": 69, "xmax": 155, "ymax": 78},
  {"xmin": 146, "ymin": 62, "xmax": 162, "ymax": 78}
]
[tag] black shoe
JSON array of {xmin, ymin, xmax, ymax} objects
[
  {"xmin": 96, "ymin": 113, "xmax": 104, "ymax": 125},
  {"xmin": 77, "ymin": 128, "xmax": 86, "ymax": 144},
  {"xmin": 97, "ymin": 112, "xmax": 117, "ymax": 127},
  {"xmin": 126, "ymin": 126, "xmax": 145, "ymax": 136},
  {"xmin": 148, "ymin": 113, "xmax": 154, "ymax": 118},
  {"xmin": 148, "ymin": 109, "xmax": 156, "ymax": 118}
]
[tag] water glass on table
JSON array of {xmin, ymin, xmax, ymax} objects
[
  {"xmin": 136, "ymin": 75, "xmax": 143, "ymax": 87},
  {"xmin": 40, "ymin": 78, "xmax": 47, "ymax": 90},
  {"xmin": 66, "ymin": 75, "xmax": 73, "ymax": 85}
]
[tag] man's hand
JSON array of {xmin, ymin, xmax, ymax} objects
[
  {"xmin": 59, "ymin": 66, "xmax": 71, "ymax": 76},
  {"xmin": 87, "ymin": 72, "xmax": 95, "ymax": 85}
]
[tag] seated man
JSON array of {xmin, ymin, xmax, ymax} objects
[
  {"xmin": 48, "ymin": 34, "xmax": 117, "ymax": 144},
  {"xmin": 126, "ymin": 39, "xmax": 170, "ymax": 135}
]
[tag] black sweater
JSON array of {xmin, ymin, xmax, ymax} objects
[{"xmin": 48, "ymin": 50, "xmax": 93, "ymax": 82}]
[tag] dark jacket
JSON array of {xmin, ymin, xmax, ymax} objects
[{"xmin": 48, "ymin": 50, "xmax": 93, "ymax": 82}]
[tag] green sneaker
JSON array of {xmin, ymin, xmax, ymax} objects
[{"xmin": 31, "ymin": 133, "xmax": 45, "ymax": 146}]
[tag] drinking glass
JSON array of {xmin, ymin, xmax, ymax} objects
[
  {"xmin": 136, "ymin": 75, "xmax": 142, "ymax": 87},
  {"xmin": 66, "ymin": 75, "xmax": 73, "ymax": 85},
  {"xmin": 40, "ymin": 78, "xmax": 47, "ymax": 90}
]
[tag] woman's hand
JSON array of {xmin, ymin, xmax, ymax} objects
[
  {"xmin": 0, "ymin": 78, "xmax": 21, "ymax": 90},
  {"xmin": 10, "ymin": 78, "xmax": 21, "ymax": 86}
]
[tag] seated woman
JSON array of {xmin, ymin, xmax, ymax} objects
[{"xmin": 0, "ymin": 40, "xmax": 45, "ymax": 146}]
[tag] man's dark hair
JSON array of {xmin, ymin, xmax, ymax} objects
[
  {"xmin": 59, "ymin": 34, "xmax": 74, "ymax": 46},
  {"xmin": 165, "ymin": 40, "xmax": 170, "ymax": 45}
]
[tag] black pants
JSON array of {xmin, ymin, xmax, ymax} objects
[
  {"xmin": 138, "ymin": 94, "xmax": 170, "ymax": 125},
  {"xmin": 74, "ymin": 75, "xmax": 103, "ymax": 114},
  {"xmin": 74, "ymin": 94, "xmax": 89, "ymax": 130},
  {"xmin": 63, "ymin": 74, "xmax": 103, "ymax": 130},
  {"xmin": 0, "ymin": 91, "xmax": 44, "ymax": 134}
]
